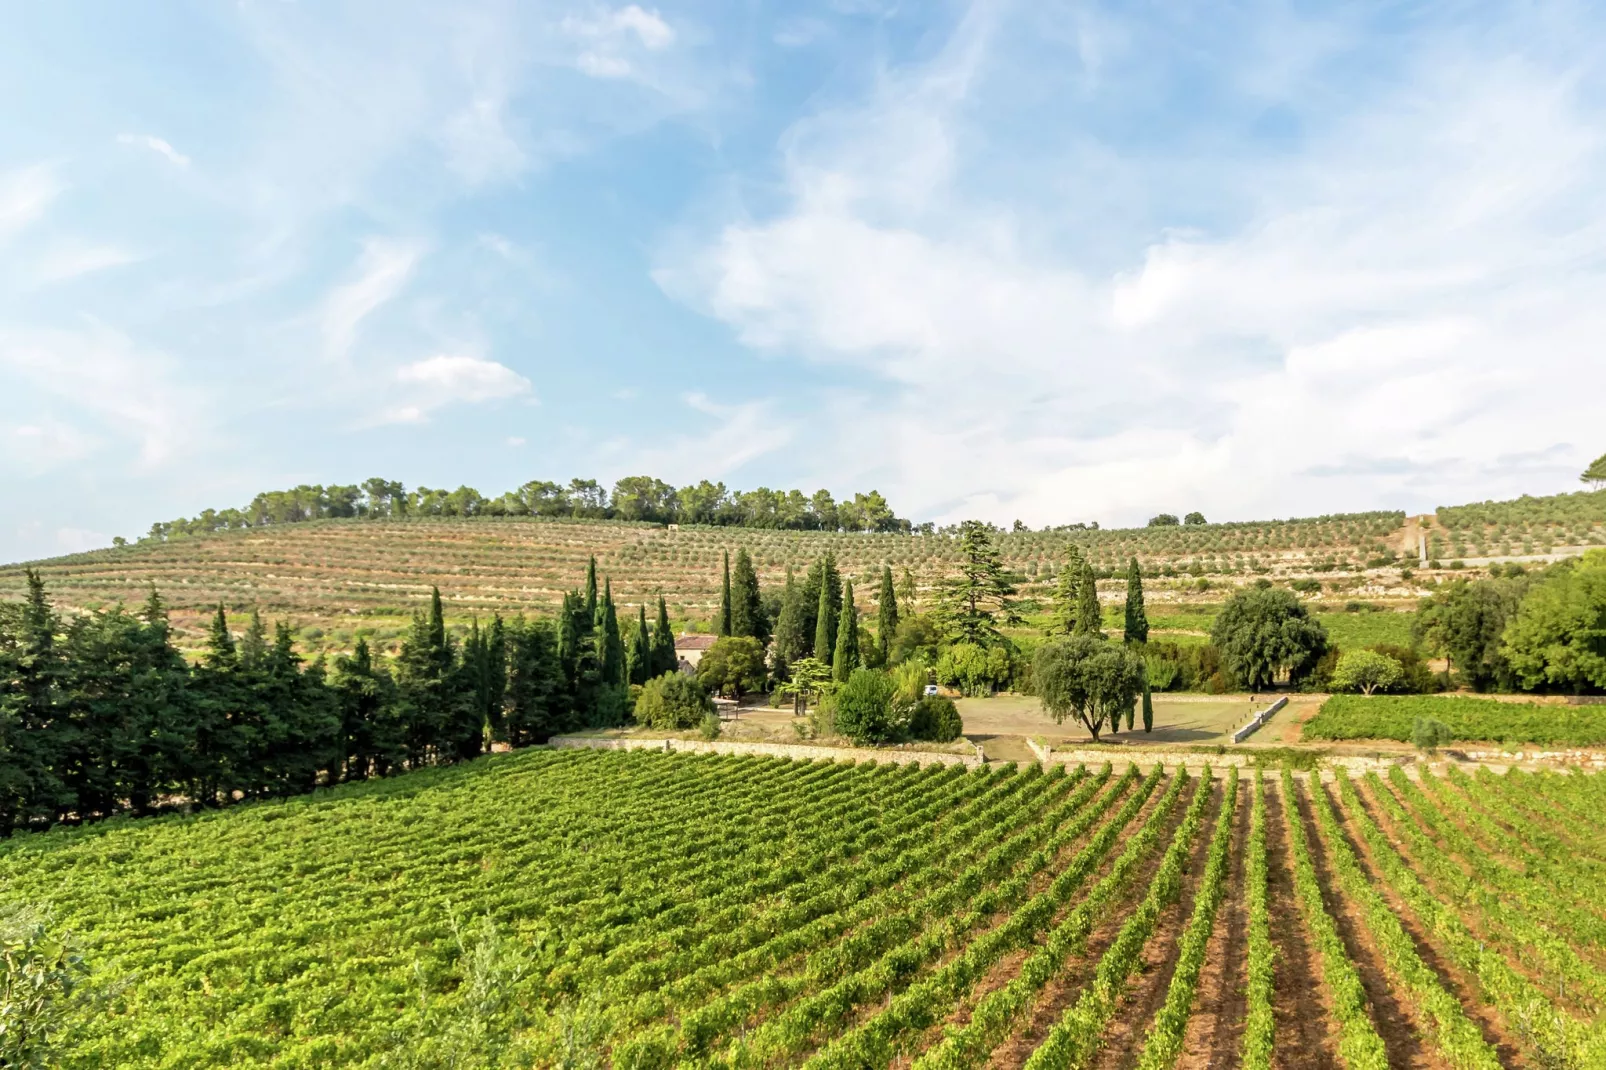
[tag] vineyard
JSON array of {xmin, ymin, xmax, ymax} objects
[
  {"xmin": 7, "ymin": 748, "xmax": 1606, "ymax": 1068},
  {"xmin": 1305, "ymin": 694, "xmax": 1606, "ymax": 746}
]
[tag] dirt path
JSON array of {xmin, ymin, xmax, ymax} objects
[
  {"xmin": 1087, "ymin": 783, "xmax": 1226, "ymax": 1070},
  {"xmin": 1263, "ymin": 782, "xmax": 1342, "ymax": 1070},
  {"xmin": 984, "ymin": 778, "xmax": 1201, "ymax": 1068},
  {"xmin": 1322, "ymin": 780, "xmax": 1531, "ymax": 1067},
  {"xmin": 1174, "ymin": 778, "xmax": 1251, "ymax": 1070},
  {"xmin": 1290, "ymin": 780, "xmax": 1449, "ymax": 1070}
]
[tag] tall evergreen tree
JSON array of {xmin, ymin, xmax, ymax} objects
[
  {"xmin": 1124, "ymin": 557, "xmax": 1149, "ymax": 644},
  {"xmin": 814, "ymin": 573, "xmax": 836, "ymax": 668},
  {"xmin": 628, "ymin": 604, "xmax": 652, "ymax": 685},
  {"xmin": 333, "ymin": 638, "xmax": 402, "ymax": 781},
  {"xmin": 1074, "ymin": 561, "xmax": 1103, "ymax": 638},
  {"xmin": 396, "ymin": 587, "xmax": 458, "ymax": 768},
  {"xmin": 718, "ymin": 551, "xmax": 733, "ymax": 637},
  {"xmin": 0, "ymin": 571, "xmax": 66, "ymax": 831},
  {"xmin": 506, "ymin": 615, "xmax": 565, "ymax": 744},
  {"xmin": 559, "ymin": 589, "xmax": 602, "ymax": 727},
  {"xmin": 600, "ymin": 582, "xmax": 626, "ymax": 688},
  {"xmin": 652, "ymin": 595, "xmax": 678, "ymax": 677},
  {"xmin": 730, "ymin": 548, "xmax": 768, "ymax": 643},
  {"xmin": 935, "ymin": 521, "xmax": 1020, "ymax": 646},
  {"xmin": 876, "ymin": 565, "xmax": 899, "ymax": 664},
  {"xmin": 1053, "ymin": 545, "xmax": 1086, "ymax": 634},
  {"xmin": 1140, "ymin": 673, "xmax": 1154, "ymax": 733},
  {"xmin": 833, "ymin": 582, "xmax": 860, "ymax": 682},
  {"xmin": 239, "ymin": 611, "xmax": 268, "ymax": 671},
  {"xmin": 772, "ymin": 567, "xmax": 808, "ymax": 669}
]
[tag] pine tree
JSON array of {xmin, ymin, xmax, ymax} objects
[
  {"xmin": 1124, "ymin": 557, "xmax": 1149, "ymax": 644},
  {"xmin": 239, "ymin": 610, "xmax": 268, "ymax": 671},
  {"xmin": 935, "ymin": 521, "xmax": 1020, "ymax": 646},
  {"xmin": 629, "ymin": 604, "xmax": 652, "ymax": 685},
  {"xmin": 876, "ymin": 565, "xmax": 899, "ymax": 663},
  {"xmin": 730, "ymin": 548, "xmax": 768, "ymax": 643},
  {"xmin": 652, "ymin": 595, "xmax": 678, "ymax": 677},
  {"xmin": 719, "ymin": 549, "xmax": 735, "ymax": 633},
  {"xmin": 1053, "ymin": 545, "xmax": 1085, "ymax": 634},
  {"xmin": 1074, "ymin": 561, "xmax": 1102, "ymax": 638},
  {"xmin": 0, "ymin": 571, "xmax": 66, "ymax": 831},
  {"xmin": 833, "ymin": 581, "xmax": 860, "ymax": 682},
  {"xmin": 205, "ymin": 604, "xmax": 236, "ymax": 669}
]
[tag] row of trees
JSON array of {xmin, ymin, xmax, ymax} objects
[
  {"xmin": 0, "ymin": 561, "xmax": 678, "ymax": 834},
  {"xmin": 142, "ymin": 477, "xmax": 911, "ymax": 542}
]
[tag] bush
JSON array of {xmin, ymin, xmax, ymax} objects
[
  {"xmin": 907, "ymin": 696, "xmax": 964, "ymax": 743},
  {"xmin": 698, "ymin": 712, "xmax": 722, "ymax": 741},
  {"xmin": 1, "ymin": 904, "xmax": 90, "ymax": 1069},
  {"xmin": 935, "ymin": 642, "xmax": 1012, "ymax": 697},
  {"xmin": 1290, "ymin": 578, "xmax": 1322, "ymax": 595},
  {"xmin": 1412, "ymin": 716, "xmax": 1453, "ymax": 752},
  {"xmin": 834, "ymin": 669, "xmax": 900, "ymax": 745},
  {"xmin": 633, "ymin": 672, "xmax": 713, "ymax": 730}
]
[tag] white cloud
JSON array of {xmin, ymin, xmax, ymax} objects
[
  {"xmin": 0, "ymin": 164, "xmax": 60, "ymax": 242},
  {"xmin": 321, "ymin": 238, "xmax": 421, "ymax": 360},
  {"xmin": 116, "ymin": 133, "xmax": 191, "ymax": 168},
  {"xmin": 577, "ymin": 53, "xmax": 635, "ymax": 79},
  {"xmin": 663, "ymin": 5, "xmax": 1606, "ymax": 527},
  {"xmin": 442, "ymin": 96, "xmax": 526, "ymax": 185},
  {"xmin": 565, "ymin": 5, "xmax": 675, "ymax": 80},
  {"xmin": 506, "ymin": 435, "xmax": 527, "ymax": 446},
  {"xmin": 33, "ymin": 242, "xmax": 142, "ymax": 283},
  {"xmin": 0, "ymin": 325, "xmax": 198, "ymax": 466},
  {"xmin": 375, "ymin": 353, "xmax": 533, "ymax": 424}
]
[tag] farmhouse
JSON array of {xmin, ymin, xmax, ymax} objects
[{"xmin": 674, "ymin": 633, "xmax": 718, "ymax": 673}]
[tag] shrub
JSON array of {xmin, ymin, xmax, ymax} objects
[
  {"xmin": 698, "ymin": 712, "xmax": 722, "ymax": 741},
  {"xmin": 935, "ymin": 642, "xmax": 1011, "ymax": 697},
  {"xmin": 834, "ymin": 669, "xmax": 900, "ymax": 745},
  {"xmin": 1, "ymin": 904, "xmax": 90, "ymax": 1069},
  {"xmin": 907, "ymin": 695, "xmax": 964, "ymax": 743},
  {"xmin": 1290, "ymin": 578, "xmax": 1322, "ymax": 595},
  {"xmin": 1411, "ymin": 716, "xmax": 1453, "ymax": 752},
  {"xmin": 633, "ymin": 672, "xmax": 713, "ymax": 730}
]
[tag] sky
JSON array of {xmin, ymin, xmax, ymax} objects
[{"xmin": 3, "ymin": 0, "xmax": 1605, "ymax": 563}]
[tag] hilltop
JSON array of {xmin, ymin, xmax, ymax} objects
[{"xmin": 3, "ymin": 488, "xmax": 1601, "ymax": 655}]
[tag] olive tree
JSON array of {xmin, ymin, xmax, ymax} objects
[
  {"xmin": 1329, "ymin": 649, "xmax": 1404, "ymax": 696},
  {"xmin": 1034, "ymin": 635, "xmax": 1145, "ymax": 741}
]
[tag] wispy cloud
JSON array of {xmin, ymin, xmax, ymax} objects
[
  {"xmin": 33, "ymin": 242, "xmax": 143, "ymax": 283},
  {"xmin": 566, "ymin": 4, "xmax": 675, "ymax": 80},
  {"xmin": 116, "ymin": 133, "xmax": 191, "ymax": 168},
  {"xmin": 376, "ymin": 353, "xmax": 533, "ymax": 424},
  {"xmin": 321, "ymin": 238, "xmax": 421, "ymax": 361},
  {"xmin": 0, "ymin": 164, "xmax": 60, "ymax": 242}
]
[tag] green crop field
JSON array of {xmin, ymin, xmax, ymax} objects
[
  {"xmin": 1304, "ymin": 694, "xmax": 1606, "ymax": 746},
  {"xmin": 7, "ymin": 749, "xmax": 1606, "ymax": 1068}
]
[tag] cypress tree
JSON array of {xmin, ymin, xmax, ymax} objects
[
  {"xmin": 585, "ymin": 556, "xmax": 599, "ymax": 621},
  {"xmin": 205, "ymin": 604, "xmax": 236, "ymax": 669},
  {"xmin": 833, "ymin": 581, "xmax": 859, "ymax": 682},
  {"xmin": 772, "ymin": 567, "xmax": 808, "ymax": 666},
  {"xmin": 629, "ymin": 604, "xmax": 652, "ymax": 685},
  {"xmin": 730, "ymin": 548, "xmax": 767, "ymax": 643},
  {"xmin": 506, "ymin": 615, "xmax": 564, "ymax": 744},
  {"xmin": 652, "ymin": 595, "xmax": 678, "ymax": 676},
  {"xmin": 876, "ymin": 564, "xmax": 898, "ymax": 663},
  {"xmin": 239, "ymin": 610, "xmax": 268, "ymax": 671},
  {"xmin": 1124, "ymin": 557, "xmax": 1149, "ymax": 644},
  {"xmin": 814, "ymin": 573, "xmax": 836, "ymax": 668},
  {"xmin": 1054, "ymin": 545, "xmax": 1085, "ymax": 634},
  {"xmin": 600, "ymin": 582, "xmax": 625, "ymax": 688},
  {"xmin": 1141, "ymin": 673, "xmax": 1154, "ymax": 733},
  {"xmin": 1074, "ymin": 561, "xmax": 1102, "ymax": 637},
  {"xmin": 718, "ymin": 551, "xmax": 733, "ymax": 637}
]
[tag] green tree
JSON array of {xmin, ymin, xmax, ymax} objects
[
  {"xmin": 833, "ymin": 582, "xmax": 860, "ymax": 682},
  {"xmin": 834, "ymin": 668, "xmax": 900, "ymax": 745},
  {"xmin": 1140, "ymin": 673, "xmax": 1154, "ymax": 732},
  {"xmin": 1075, "ymin": 560, "xmax": 1102, "ymax": 637},
  {"xmin": 718, "ymin": 551, "xmax": 733, "ymax": 638},
  {"xmin": 1052, "ymin": 546, "xmax": 1085, "ymax": 634},
  {"xmin": 396, "ymin": 587, "xmax": 459, "ymax": 768},
  {"xmin": 772, "ymin": 568, "xmax": 809, "ymax": 668},
  {"xmin": 776, "ymin": 657, "xmax": 832, "ymax": 715},
  {"xmin": 935, "ymin": 521, "xmax": 1020, "ymax": 646},
  {"xmin": 1034, "ymin": 634, "xmax": 1145, "ymax": 741},
  {"xmin": 584, "ymin": 556, "xmax": 599, "ymax": 621},
  {"xmin": 729, "ymin": 548, "xmax": 768, "ymax": 643},
  {"xmin": 1582, "ymin": 452, "xmax": 1606, "ymax": 489},
  {"xmin": 696, "ymin": 636, "xmax": 768, "ymax": 700},
  {"xmin": 1183, "ymin": 512, "xmax": 1206, "ymax": 525},
  {"xmin": 652, "ymin": 595, "xmax": 678, "ymax": 677},
  {"xmin": 876, "ymin": 565, "xmax": 899, "ymax": 664},
  {"xmin": 628, "ymin": 604, "xmax": 652, "ymax": 686},
  {"xmin": 1329, "ymin": 649, "xmax": 1405, "ymax": 695},
  {"xmin": 333, "ymin": 638, "xmax": 403, "ymax": 780},
  {"xmin": 634, "ymin": 672, "xmax": 713, "ymax": 730},
  {"xmin": 897, "ymin": 566, "xmax": 918, "ymax": 619},
  {"xmin": 814, "ymin": 567, "xmax": 838, "ymax": 668},
  {"xmin": 505, "ymin": 615, "xmax": 565, "ymax": 744},
  {"xmin": 907, "ymin": 695, "xmax": 964, "ymax": 742},
  {"xmin": 0, "ymin": 903, "xmax": 91, "ymax": 1069},
  {"xmin": 1123, "ymin": 557, "xmax": 1148, "ymax": 643},
  {"xmin": 1415, "ymin": 576, "xmax": 1528, "ymax": 690},
  {"xmin": 1502, "ymin": 550, "xmax": 1606, "ymax": 692},
  {"xmin": 1148, "ymin": 513, "xmax": 1180, "ymax": 527},
  {"xmin": 1210, "ymin": 587, "xmax": 1329, "ymax": 690}
]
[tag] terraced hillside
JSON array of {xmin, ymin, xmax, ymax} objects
[
  {"xmin": 8, "ymin": 749, "xmax": 1604, "ymax": 1068},
  {"xmin": 2, "ymin": 489, "xmax": 1600, "ymax": 652}
]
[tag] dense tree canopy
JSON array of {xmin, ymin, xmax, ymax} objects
[
  {"xmin": 1502, "ymin": 550, "xmax": 1606, "ymax": 692},
  {"xmin": 935, "ymin": 521, "xmax": 1020, "ymax": 646},
  {"xmin": 1210, "ymin": 587, "xmax": 1329, "ymax": 690},
  {"xmin": 1033, "ymin": 635, "xmax": 1144, "ymax": 741}
]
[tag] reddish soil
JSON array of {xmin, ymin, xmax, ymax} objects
[
  {"xmin": 1323, "ymin": 781, "xmax": 1531, "ymax": 1067},
  {"xmin": 1174, "ymin": 778, "xmax": 1251, "ymax": 1070},
  {"xmin": 1262, "ymin": 782, "xmax": 1342, "ymax": 1070},
  {"xmin": 985, "ymin": 777, "xmax": 1202, "ymax": 1068},
  {"xmin": 1289, "ymin": 780, "xmax": 1449, "ymax": 1070}
]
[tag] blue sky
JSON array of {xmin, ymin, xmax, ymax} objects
[{"xmin": 3, "ymin": 0, "xmax": 1604, "ymax": 562}]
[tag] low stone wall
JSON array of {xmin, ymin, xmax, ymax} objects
[
  {"xmin": 548, "ymin": 735, "xmax": 984, "ymax": 769},
  {"xmin": 1231, "ymin": 697, "xmax": 1289, "ymax": 743}
]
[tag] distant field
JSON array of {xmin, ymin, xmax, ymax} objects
[
  {"xmin": 958, "ymin": 693, "xmax": 1260, "ymax": 744},
  {"xmin": 1303, "ymin": 694, "xmax": 1606, "ymax": 746}
]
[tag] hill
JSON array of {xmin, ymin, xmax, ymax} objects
[{"xmin": 2, "ymin": 489, "xmax": 1601, "ymax": 655}]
